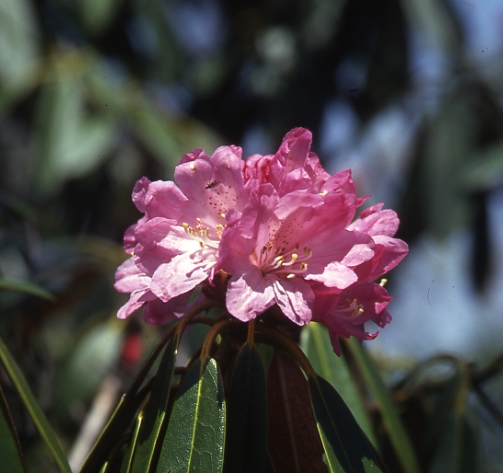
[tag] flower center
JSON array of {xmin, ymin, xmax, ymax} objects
[
  {"xmin": 338, "ymin": 299, "xmax": 364, "ymax": 318},
  {"xmin": 182, "ymin": 218, "xmax": 224, "ymax": 250},
  {"xmin": 254, "ymin": 243, "xmax": 312, "ymax": 278}
]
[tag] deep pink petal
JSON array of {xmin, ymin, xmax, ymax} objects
[{"xmin": 276, "ymin": 128, "xmax": 312, "ymax": 172}]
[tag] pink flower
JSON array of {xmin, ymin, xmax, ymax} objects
[
  {"xmin": 115, "ymin": 126, "xmax": 408, "ymax": 354},
  {"xmin": 312, "ymin": 204, "xmax": 408, "ymax": 354},
  {"xmin": 219, "ymin": 178, "xmax": 375, "ymax": 325},
  {"xmin": 114, "ymin": 145, "xmax": 245, "ymax": 324}
]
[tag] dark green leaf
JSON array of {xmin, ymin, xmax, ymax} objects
[
  {"xmin": 422, "ymin": 96, "xmax": 474, "ymax": 237},
  {"xmin": 130, "ymin": 336, "xmax": 178, "ymax": 472},
  {"xmin": 0, "ymin": 337, "xmax": 72, "ymax": 473},
  {"xmin": 76, "ymin": 0, "xmax": 121, "ymax": 35},
  {"xmin": 267, "ymin": 351, "xmax": 327, "ymax": 473},
  {"xmin": 428, "ymin": 414, "xmax": 479, "ymax": 473},
  {"xmin": 301, "ymin": 323, "xmax": 376, "ymax": 447},
  {"xmin": 0, "ymin": 384, "xmax": 27, "ymax": 473},
  {"xmin": 0, "ymin": 0, "xmax": 39, "ymax": 111},
  {"xmin": 157, "ymin": 358, "xmax": 225, "ymax": 473},
  {"xmin": 422, "ymin": 363, "xmax": 466, "ymax": 464},
  {"xmin": 120, "ymin": 408, "xmax": 144, "ymax": 473},
  {"xmin": 223, "ymin": 343, "xmax": 268, "ymax": 473},
  {"xmin": 308, "ymin": 375, "xmax": 385, "ymax": 473},
  {"xmin": 80, "ymin": 333, "xmax": 177, "ymax": 473},
  {"xmin": 0, "ymin": 278, "xmax": 55, "ymax": 301},
  {"xmin": 346, "ymin": 338, "xmax": 420, "ymax": 473}
]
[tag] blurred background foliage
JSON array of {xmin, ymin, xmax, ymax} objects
[{"xmin": 1, "ymin": 0, "xmax": 503, "ymax": 471}]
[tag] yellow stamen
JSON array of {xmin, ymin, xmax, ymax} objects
[{"xmin": 283, "ymin": 253, "xmax": 298, "ymax": 266}]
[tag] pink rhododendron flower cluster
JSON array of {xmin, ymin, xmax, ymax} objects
[{"xmin": 115, "ymin": 128, "xmax": 408, "ymax": 354}]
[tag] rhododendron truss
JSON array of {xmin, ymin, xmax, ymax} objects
[{"xmin": 115, "ymin": 128, "xmax": 408, "ymax": 354}]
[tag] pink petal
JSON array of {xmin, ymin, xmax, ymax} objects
[
  {"xmin": 272, "ymin": 278, "xmax": 314, "ymax": 325},
  {"xmin": 226, "ymin": 267, "xmax": 276, "ymax": 321},
  {"xmin": 132, "ymin": 177, "xmax": 151, "ymax": 213},
  {"xmin": 114, "ymin": 258, "xmax": 149, "ymax": 293},
  {"xmin": 349, "ymin": 204, "xmax": 400, "ymax": 237},
  {"xmin": 306, "ymin": 261, "xmax": 358, "ymax": 289},
  {"xmin": 144, "ymin": 180, "xmax": 188, "ymax": 220},
  {"xmin": 150, "ymin": 251, "xmax": 215, "ymax": 302},
  {"xmin": 276, "ymin": 128, "xmax": 312, "ymax": 172}
]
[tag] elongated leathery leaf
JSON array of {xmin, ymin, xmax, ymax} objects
[
  {"xmin": 346, "ymin": 338, "xmax": 420, "ymax": 473},
  {"xmin": 120, "ymin": 407, "xmax": 144, "ymax": 473},
  {"xmin": 267, "ymin": 351, "xmax": 327, "ymax": 473},
  {"xmin": 0, "ymin": 337, "xmax": 71, "ymax": 473},
  {"xmin": 301, "ymin": 323, "xmax": 377, "ymax": 448},
  {"xmin": 223, "ymin": 343, "xmax": 267, "ymax": 473},
  {"xmin": 80, "ymin": 334, "xmax": 174, "ymax": 473},
  {"xmin": 130, "ymin": 336, "xmax": 178, "ymax": 473},
  {"xmin": 0, "ymin": 383, "xmax": 27, "ymax": 473},
  {"xmin": 157, "ymin": 358, "xmax": 225, "ymax": 473},
  {"xmin": 0, "ymin": 278, "xmax": 55, "ymax": 301},
  {"xmin": 308, "ymin": 375, "xmax": 386, "ymax": 473}
]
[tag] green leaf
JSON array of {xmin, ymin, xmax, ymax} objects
[
  {"xmin": 422, "ymin": 96, "xmax": 474, "ymax": 238},
  {"xmin": 223, "ymin": 343, "xmax": 268, "ymax": 473},
  {"xmin": 120, "ymin": 408, "xmax": 144, "ymax": 473},
  {"xmin": 34, "ymin": 72, "xmax": 116, "ymax": 195},
  {"xmin": 346, "ymin": 338, "xmax": 421, "ymax": 473},
  {"xmin": 420, "ymin": 361, "xmax": 478, "ymax": 473},
  {"xmin": 301, "ymin": 323, "xmax": 377, "ymax": 447},
  {"xmin": 130, "ymin": 336, "xmax": 178, "ymax": 472},
  {"xmin": 0, "ymin": 384, "xmax": 27, "ymax": 473},
  {"xmin": 79, "ymin": 383, "xmax": 151, "ymax": 473},
  {"xmin": 157, "ymin": 358, "xmax": 225, "ymax": 473},
  {"xmin": 428, "ymin": 414, "xmax": 479, "ymax": 473},
  {"xmin": 308, "ymin": 375, "xmax": 385, "ymax": 473},
  {"xmin": 0, "ymin": 0, "xmax": 39, "ymax": 111},
  {"xmin": 80, "ymin": 333, "xmax": 177, "ymax": 473},
  {"xmin": 267, "ymin": 351, "xmax": 327, "ymax": 473},
  {"xmin": 0, "ymin": 337, "xmax": 72, "ymax": 473},
  {"xmin": 0, "ymin": 278, "xmax": 55, "ymax": 301},
  {"xmin": 421, "ymin": 362, "xmax": 466, "ymax": 464},
  {"xmin": 75, "ymin": 0, "xmax": 121, "ymax": 35}
]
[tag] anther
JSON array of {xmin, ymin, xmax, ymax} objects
[{"xmin": 283, "ymin": 253, "xmax": 298, "ymax": 266}]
